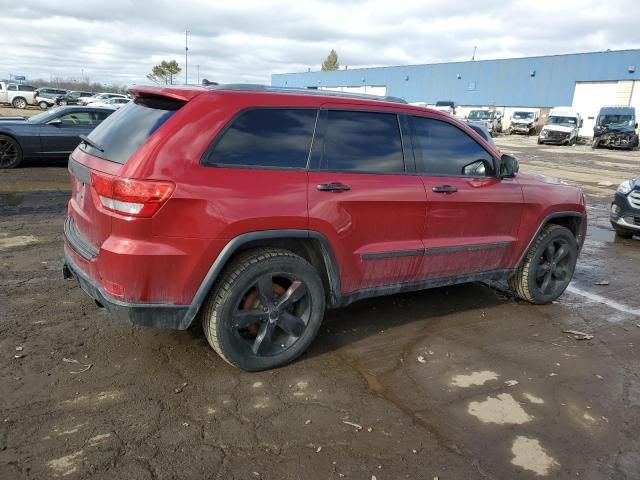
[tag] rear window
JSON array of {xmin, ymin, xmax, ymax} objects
[{"xmin": 80, "ymin": 96, "xmax": 183, "ymax": 164}]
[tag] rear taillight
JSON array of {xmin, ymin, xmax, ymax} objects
[{"xmin": 90, "ymin": 172, "xmax": 174, "ymax": 217}]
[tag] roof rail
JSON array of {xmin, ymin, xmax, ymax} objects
[{"xmin": 206, "ymin": 84, "xmax": 407, "ymax": 104}]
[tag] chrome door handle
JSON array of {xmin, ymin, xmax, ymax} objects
[
  {"xmin": 432, "ymin": 185, "xmax": 458, "ymax": 193},
  {"xmin": 317, "ymin": 183, "xmax": 351, "ymax": 192}
]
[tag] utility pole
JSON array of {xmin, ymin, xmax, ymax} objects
[
  {"xmin": 184, "ymin": 30, "xmax": 191, "ymax": 84},
  {"xmin": 471, "ymin": 45, "xmax": 477, "ymax": 61},
  {"xmin": 197, "ymin": 65, "xmax": 200, "ymax": 84}
]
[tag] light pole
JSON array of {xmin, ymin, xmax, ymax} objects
[
  {"xmin": 184, "ymin": 30, "xmax": 191, "ymax": 84},
  {"xmin": 197, "ymin": 65, "xmax": 200, "ymax": 84}
]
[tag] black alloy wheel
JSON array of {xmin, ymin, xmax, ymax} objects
[
  {"xmin": 233, "ymin": 274, "xmax": 310, "ymax": 356},
  {"xmin": 0, "ymin": 135, "xmax": 22, "ymax": 169},
  {"xmin": 533, "ymin": 238, "xmax": 572, "ymax": 297},
  {"xmin": 510, "ymin": 224, "xmax": 578, "ymax": 304},
  {"xmin": 202, "ymin": 248, "xmax": 326, "ymax": 371}
]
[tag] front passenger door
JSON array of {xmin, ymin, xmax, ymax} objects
[{"xmin": 409, "ymin": 116, "xmax": 523, "ymax": 279}]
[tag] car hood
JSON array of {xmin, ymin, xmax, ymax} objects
[
  {"xmin": 543, "ymin": 125, "xmax": 574, "ymax": 133},
  {"xmin": 517, "ymin": 171, "xmax": 569, "ymax": 186}
]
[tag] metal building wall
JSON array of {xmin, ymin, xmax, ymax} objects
[{"xmin": 271, "ymin": 50, "xmax": 640, "ymax": 107}]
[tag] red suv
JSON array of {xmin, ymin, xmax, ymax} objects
[{"xmin": 63, "ymin": 85, "xmax": 587, "ymax": 370}]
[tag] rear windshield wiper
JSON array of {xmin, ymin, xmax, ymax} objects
[{"xmin": 79, "ymin": 134, "xmax": 104, "ymax": 152}]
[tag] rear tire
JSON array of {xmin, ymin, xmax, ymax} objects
[
  {"xmin": 510, "ymin": 225, "xmax": 578, "ymax": 304},
  {"xmin": 0, "ymin": 135, "xmax": 23, "ymax": 169},
  {"xmin": 201, "ymin": 248, "xmax": 326, "ymax": 371},
  {"xmin": 12, "ymin": 97, "xmax": 27, "ymax": 109}
]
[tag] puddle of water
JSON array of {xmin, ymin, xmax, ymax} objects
[{"xmin": 586, "ymin": 226, "xmax": 616, "ymax": 243}]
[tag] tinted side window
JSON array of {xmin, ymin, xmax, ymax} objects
[
  {"xmin": 204, "ymin": 108, "xmax": 317, "ymax": 168},
  {"xmin": 322, "ymin": 110, "xmax": 404, "ymax": 173},
  {"xmin": 411, "ymin": 117, "xmax": 494, "ymax": 177}
]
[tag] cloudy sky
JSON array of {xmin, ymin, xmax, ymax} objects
[{"xmin": 1, "ymin": 0, "xmax": 638, "ymax": 87}]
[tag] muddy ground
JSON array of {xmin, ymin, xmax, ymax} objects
[{"xmin": 1, "ymin": 125, "xmax": 640, "ymax": 479}]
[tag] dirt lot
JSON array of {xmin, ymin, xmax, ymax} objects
[{"xmin": 1, "ymin": 122, "xmax": 640, "ymax": 479}]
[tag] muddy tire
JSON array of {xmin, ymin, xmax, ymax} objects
[
  {"xmin": 201, "ymin": 248, "xmax": 325, "ymax": 371},
  {"xmin": 510, "ymin": 225, "xmax": 578, "ymax": 304},
  {"xmin": 0, "ymin": 134, "xmax": 23, "ymax": 169},
  {"xmin": 12, "ymin": 97, "xmax": 27, "ymax": 109}
]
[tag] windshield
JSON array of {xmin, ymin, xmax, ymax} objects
[
  {"xmin": 468, "ymin": 110, "xmax": 493, "ymax": 120},
  {"xmin": 598, "ymin": 114, "xmax": 634, "ymax": 127},
  {"xmin": 513, "ymin": 112, "xmax": 534, "ymax": 120},
  {"xmin": 27, "ymin": 109, "xmax": 60, "ymax": 123},
  {"xmin": 546, "ymin": 116, "xmax": 577, "ymax": 127}
]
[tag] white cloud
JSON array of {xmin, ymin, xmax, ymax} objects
[{"xmin": 1, "ymin": 0, "xmax": 638, "ymax": 86}]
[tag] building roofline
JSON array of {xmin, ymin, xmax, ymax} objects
[{"xmin": 273, "ymin": 48, "xmax": 640, "ymax": 76}]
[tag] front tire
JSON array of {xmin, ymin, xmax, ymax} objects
[
  {"xmin": 39, "ymin": 101, "xmax": 49, "ymax": 110},
  {"xmin": 0, "ymin": 135, "xmax": 23, "ymax": 169},
  {"xmin": 591, "ymin": 138, "xmax": 599, "ymax": 149},
  {"xmin": 201, "ymin": 248, "xmax": 326, "ymax": 371},
  {"xmin": 510, "ymin": 225, "xmax": 578, "ymax": 304}
]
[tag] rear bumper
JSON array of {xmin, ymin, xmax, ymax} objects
[{"xmin": 63, "ymin": 247, "xmax": 190, "ymax": 330}]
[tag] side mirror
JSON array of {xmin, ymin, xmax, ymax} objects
[
  {"xmin": 635, "ymin": 122, "xmax": 638, "ymax": 129},
  {"xmin": 47, "ymin": 118, "xmax": 62, "ymax": 127},
  {"xmin": 500, "ymin": 154, "xmax": 519, "ymax": 178},
  {"xmin": 579, "ymin": 119, "xmax": 584, "ymax": 128},
  {"xmin": 462, "ymin": 159, "xmax": 488, "ymax": 177}
]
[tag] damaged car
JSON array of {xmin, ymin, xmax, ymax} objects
[
  {"xmin": 610, "ymin": 177, "xmax": 640, "ymax": 238},
  {"xmin": 509, "ymin": 110, "xmax": 538, "ymax": 135},
  {"xmin": 592, "ymin": 106, "xmax": 639, "ymax": 150},
  {"xmin": 467, "ymin": 109, "xmax": 502, "ymax": 135},
  {"xmin": 538, "ymin": 107, "xmax": 582, "ymax": 146}
]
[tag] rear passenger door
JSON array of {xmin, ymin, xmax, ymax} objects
[
  {"xmin": 308, "ymin": 109, "xmax": 427, "ymax": 294},
  {"xmin": 409, "ymin": 116, "xmax": 523, "ymax": 278},
  {"xmin": 198, "ymin": 107, "xmax": 317, "ymax": 238}
]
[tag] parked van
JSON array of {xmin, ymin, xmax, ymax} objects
[
  {"xmin": 538, "ymin": 107, "xmax": 583, "ymax": 145},
  {"xmin": 592, "ymin": 106, "xmax": 639, "ymax": 150}
]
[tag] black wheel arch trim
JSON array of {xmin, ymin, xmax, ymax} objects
[
  {"xmin": 516, "ymin": 211, "xmax": 586, "ymax": 268},
  {"xmin": 180, "ymin": 229, "xmax": 342, "ymax": 330}
]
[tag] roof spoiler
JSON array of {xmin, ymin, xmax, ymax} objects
[{"xmin": 127, "ymin": 85, "xmax": 205, "ymax": 102}]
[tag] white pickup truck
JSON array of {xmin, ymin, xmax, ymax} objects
[{"xmin": 0, "ymin": 82, "xmax": 37, "ymax": 109}]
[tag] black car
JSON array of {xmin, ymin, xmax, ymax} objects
[
  {"xmin": 610, "ymin": 178, "xmax": 640, "ymax": 238},
  {"xmin": 36, "ymin": 87, "xmax": 70, "ymax": 100},
  {"xmin": 0, "ymin": 106, "xmax": 115, "ymax": 169},
  {"xmin": 56, "ymin": 91, "xmax": 96, "ymax": 106}
]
